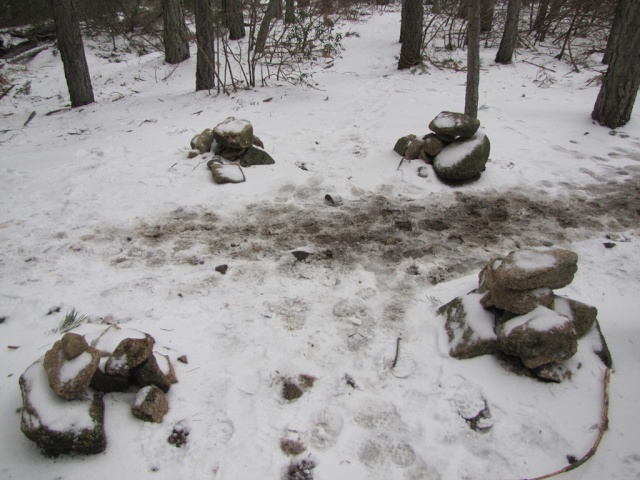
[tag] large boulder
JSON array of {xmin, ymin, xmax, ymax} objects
[
  {"xmin": 132, "ymin": 385, "xmax": 169, "ymax": 423},
  {"xmin": 438, "ymin": 293, "xmax": 497, "ymax": 359},
  {"xmin": 131, "ymin": 352, "xmax": 178, "ymax": 393},
  {"xmin": 240, "ymin": 146, "xmax": 276, "ymax": 167},
  {"xmin": 494, "ymin": 249, "xmax": 578, "ymax": 290},
  {"xmin": 433, "ymin": 131, "xmax": 490, "ymax": 181},
  {"xmin": 90, "ymin": 325, "xmax": 155, "ymax": 376},
  {"xmin": 429, "ymin": 111, "xmax": 480, "ymax": 140},
  {"xmin": 190, "ymin": 128, "xmax": 214, "ymax": 154},
  {"xmin": 553, "ymin": 296, "xmax": 597, "ymax": 337},
  {"xmin": 20, "ymin": 358, "xmax": 106, "ymax": 456},
  {"xmin": 43, "ymin": 340, "xmax": 100, "ymax": 400},
  {"xmin": 481, "ymin": 285, "xmax": 554, "ymax": 316},
  {"xmin": 497, "ymin": 306, "xmax": 578, "ymax": 369},
  {"xmin": 212, "ymin": 117, "xmax": 254, "ymax": 150}
]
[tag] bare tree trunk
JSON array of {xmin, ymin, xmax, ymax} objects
[
  {"xmin": 532, "ymin": 0, "xmax": 549, "ymax": 40},
  {"xmin": 285, "ymin": 0, "xmax": 295, "ymax": 24},
  {"xmin": 162, "ymin": 0, "xmax": 190, "ymax": 64},
  {"xmin": 223, "ymin": 0, "xmax": 246, "ymax": 40},
  {"xmin": 432, "ymin": 0, "xmax": 442, "ymax": 15},
  {"xmin": 592, "ymin": 0, "xmax": 640, "ymax": 128},
  {"xmin": 480, "ymin": 0, "xmax": 495, "ymax": 33},
  {"xmin": 254, "ymin": 0, "xmax": 278, "ymax": 54},
  {"xmin": 495, "ymin": 0, "xmax": 521, "ymax": 63},
  {"xmin": 195, "ymin": 0, "xmax": 215, "ymax": 91},
  {"xmin": 466, "ymin": 0, "xmax": 480, "ymax": 118},
  {"xmin": 602, "ymin": 6, "xmax": 621, "ymax": 64},
  {"xmin": 398, "ymin": 0, "xmax": 423, "ymax": 69},
  {"xmin": 50, "ymin": 0, "xmax": 94, "ymax": 107}
]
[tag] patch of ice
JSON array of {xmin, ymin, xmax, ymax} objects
[
  {"xmin": 434, "ymin": 131, "xmax": 486, "ymax": 168},
  {"xmin": 59, "ymin": 351, "xmax": 94, "ymax": 383},
  {"xmin": 503, "ymin": 306, "xmax": 570, "ymax": 336},
  {"xmin": 22, "ymin": 358, "xmax": 95, "ymax": 432}
]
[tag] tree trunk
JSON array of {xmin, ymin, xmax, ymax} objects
[
  {"xmin": 284, "ymin": 0, "xmax": 295, "ymax": 24},
  {"xmin": 254, "ymin": 0, "xmax": 279, "ymax": 54},
  {"xmin": 592, "ymin": 0, "xmax": 640, "ymax": 128},
  {"xmin": 495, "ymin": 0, "xmax": 520, "ymax": 63},
  {"xmin": 50, "ymin": 0, "xmax": 94, "ymax": 107},
  {"xmin": 480, "ymin": 0, "xmax": 495, "ymax": 33},
  {"xmin": 162, "ymin": 0, "xmax": 190, "ymax": 64},
  {"xmin": 223, "ymin": 0, "xmax": 246, "ymax": 40},
  {"xmin": 432, "ymin": 0, "xmax": 442, "ymax": 15},
  {"xmin": 532, "ymin": 0, "xmax": 549, "ymax": 40},
  {"xmin": 195, "ymin": 0, "xmax": 215, "ymax": 91},
  {"xmin": 602, "ymin": 6, "xmax": 621, "ymax": 65},
  {"xmin": 397, "ymin": 0, "xmax": 423, "ymax": 69},
  {"xmin": 465, "ymin": 0, "xmax": 480, "ymax": 118}
]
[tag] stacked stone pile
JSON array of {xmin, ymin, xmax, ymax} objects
[
  {"xmin": 394, "ymin": 111, "xmax": 491, "ymax": 182},
  {"xmin": 438, "ymin": 248, "xmax": 611, "ymax": 382},
  {"xmin": 19, "ymin": 325, "xmax": 177, "ymax": 456},
  {"xmin": 189, "ymin": 117, "xmax": 275, "ymax": 184}
]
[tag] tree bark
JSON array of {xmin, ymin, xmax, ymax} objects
[
  {"xmin": 592, "ymin": 0, "xmax": 640, "ymax": 128},
  {"xmin": 532, "ymin": 0, "xmax": 549, "ymax": 40},
  {"xmin": 223, "ymin": 0, "xmax": 246, "ymax": 40},
  {"xmin": 254, "ymin": 0, "xmax": 279, "ymax": 54},
  {"xmin": 284, "ymin": 0, "xmax": 295, "ymax": 24},
  {"xmin": 480, "ymin": 0, "xmax": 495, "ymax": 33},
  {"xmin": 50, "ymin": 0, "xmax": 94, "ymax": 107},
  {"xmin": 465, "ymin": 0, "xmax": 480, "ymax": 118},
  {"xmin": 195, "ymin": 0, "xmax": 216, "ymax": 91},
  {"xmin": 495, "ymin": 0, "xmax": 521, "ymax": 64},
  {"xmin": 162, "ymin": 0, "xmax": 190, "ymax": 64},
  {"xmin": 602, "ymin": 5, "xmax": 621, "ymax": 65},
  {"xmin": 397, "ymin": 0, "xmax": 423, "ymax": 69}
]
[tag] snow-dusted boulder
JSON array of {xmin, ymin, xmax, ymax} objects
[
  {"xmin": 208, "ymin": 161, "xmax": 246, "ymax": 184},
  {"xmin": 433, "ymin": 131, "xmax": 490, "ymax": 181},
  {"xmin": 481, "ymin": 284, "xmax": 554, "ymax": 315},
  {"xmin": 438, "ymin": 293, "xmax": 497, "ymax": 359},
  {"xmin": 422, "ymin": 133, "xmax": 444, "ymax": 158},
  {"xmin": 393, "ymin": 134, "xmax": 416, "ymax": 156},
  {"xmin": 132, "ymin": 385, "xmax": 168, "ymax": 423},
  {"xmin": 43, "ymin": 340, "xmax": 100, "ymax": 400},
  {"xmin": 495, "ymin": 248, "xmax": 578, "ymax": 290},
  {"xmin": 190, "ymin": 128, "xmax": 214, "ymax": 154},
  {"xmin": 497, "ymin": 306, "xmax": 578, "ymax": 369},
  {"xmin": 429, "ymin": 111, "xmax": 480, "ymax": 140},
  {"xmin": 212, "ymin": 117, "xmax": 254, "ymax": 149},
  {"xmin": 91, "ymin": 325, "xmax": 155, "ymax": 376},
  {"xmin": 60, "ymin": 332, "xmax": 89, "ymax": 360},
  {"xmin": 403, "ymin": 137, "xmax": 425, "ymax": 160},
  {"xmin": 131, "ymin": 352, "xmax": 178, "ymax": 393},
  {"xmin": 20, "ymin": 358, "xmax": 106, "ymax": 456},
  {"xmin": 240, "ymin": 145, "xmax": 275, "ymax": 167},
  {"xmin": 553, "ymin": 296, "xmax": 597, "ymax": 337}
]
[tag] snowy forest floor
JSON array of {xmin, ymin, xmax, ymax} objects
[{"xmin": 1, "ymin": 7, "xmax": 640, "ymax": 480}]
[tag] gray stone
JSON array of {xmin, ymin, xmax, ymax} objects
[
  {"xmin": 132, "ymin": 385, "xmax": 169, "ymax": 423},
  {"xmin": 20, "ymin": 357, "xmax": 106, "ymax": 456},
  {"xmin": 190, "ymin": 128, "xmax": 214, "ymax": 154},
  {"xmin": 253, "ymin": 135, "xmax": 265, "ymax": 149},
  {"xmin": 433, "ymin": 131, "xmax": 490, "ymax": 181},
  {"xmin": 212, "ymin": 117, "xmax": 254, "ymax": 149},
  {"xmin": 422, "ymin": 133, "xmax": 444, "ymax": 157},
  {"xmin": 393, "ymin": 134, "xmax": 416, "ymax": 156},
  {"xmin": 404, "ymin": 138, "xmax": 425, "ymax": 160},
  {"xmin": 131, "ymin": 352, "xmax": 178, "ymax": 393},
  {"xmin": 104, "ymin": 334, "xmax": 155, "ymax": 376},
  {"xmin": 438, "ymin": 294, "xmax": 497, "ymax": 359},
  {"xmin": 553, "ymin": 296, "xmax": 597, "ymax": 337},
  {"xmin": 90, "ymin": 363, "xmax": 130, "ymax": 393},
  {"xmin": 495, "ymin": 248, "xmax": 578, "ymax": 290},
  {"xmin": 497, "ymin": 306, "xmax": 578, "ymax": 369},
  {"xmin": 429, "ymin": 111, "xmax": 481, "ymax": 139},
  {"xmin": 61, "ymin": 332, "xmax": 89, "ymax": 360},
  {"xmin": 212, "ymin": 140, "xmax": 247, "ymax": 161},
  {"xmin": 478, "ymin": 256, "xmax": 503, "ymax": 293},
  {"xmin": 209, "ymin": 162, "xmax": 246, "ymax": 184},
  {"xmin": 481, "ymin": 285, "xmax": 554, "ymax": 316},
  {"xmin": 43, "ymin": 341, "xmax": 100, "ymax": 400},
  {"xmin": 240, "ymin": 146, "xmax": 276, "ymax": 167}
]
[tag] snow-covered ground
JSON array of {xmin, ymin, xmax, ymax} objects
[{"xmin": 1, "ymin": 8, "xmax": 639, "ymax": 480}]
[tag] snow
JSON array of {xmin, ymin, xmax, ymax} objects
[
  {"xmin": 216, "ymin": 163, "xmax": 246, "ymax": 182},
  {"xmin": 214, "ymin": 117, "xmax": 251, "ymax": 135},
  {"xmin": 0, "ymin": 7, "xmax": 639, "ymax": 480},
  {"xmin": 89, "ymin": 326, "xmax": 147, "ymax": 354},
  {"xmin": 21, "ymin": 358, "xmax": 95, "ymax": 432},
  {"xmin": 448, "ymin": 293, "xmax": 496, "ymax": 351},
  {"xmin": 134, "ymin": 385, "xmax": 154, "ymax": 407},
  {"xmin": 433, "ymin": 130, "xmax": 486, "ymax": 168},
  {"xmin": 502, "ymin": 305, "xmax": 571, "ymax": 336},
  {"xmin": 58, "ymin": 350, "xmax": 95, "ymax": 383},
  {"xmin": 507, "ymin": 249, "xmax": 558, "ymax": 272},
  {"xmin": 431, "ymin": 112, "xmax": 461, "ymax": 129}
]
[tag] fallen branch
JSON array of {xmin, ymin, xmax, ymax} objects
[
  {"xmin": 0, "ymin": 84, "xmax": 15, "ymax": 101},
  {"xmin": 391, "ymin": 337, "xmax": 402, "ymax": 369},
  {"xmin": 521, "ymin": 367, "xmax": 611, "ymax": 480},
  {"xmin": 522, "ymin": 60, "xmax": 556, "ymax": 72},
  {"xmin": 23, "ymin": 111, "xmax": 36, "ymax": 127}
]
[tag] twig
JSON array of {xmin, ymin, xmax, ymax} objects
[
  {"xmin": 45, "ymin": 107, "xmax": 71, "ymax": 116},
  {"xmin": 192, "ymin": 159, "xmax": 209, "ymax": 171},
  {"xmin": 522, "ymin": 60, "xmax": 556, "ymax": 72},
  {"xmin": 396, "ymin": 157, "xmax": 405, "ymax": 171},
  {"xmin": 23, "ymin": 111, "xmax": 36, "ymax": 127},
  {"xmin": 161, "ymin": 63, "xmax": 180, "ymax": 81},
  {"xmin": 521, "ymin": 368, "xmax": 611, "ymax": 480},
  {"xmin": 0, "ymin": 85, "xmax": 15, "ymax": 101},
  {"xmin": 391, "ymin": 337, "xmax": 402, "ymax": 369}
]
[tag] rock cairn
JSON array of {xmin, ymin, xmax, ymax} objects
[
  {"xmin": 438, "ymin": 248, "xmax": 611, "ymax": 382},
  {"xmin": 19, "ymin": 325, "xmax": 178, "ymax": 456},
  {"xmin": 394, "ymin": 111, "xmax": 490, "ymax": 182},
  {"xmin": 189, "ymin": 117, "xmax": 275, "ymax": 185}
]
